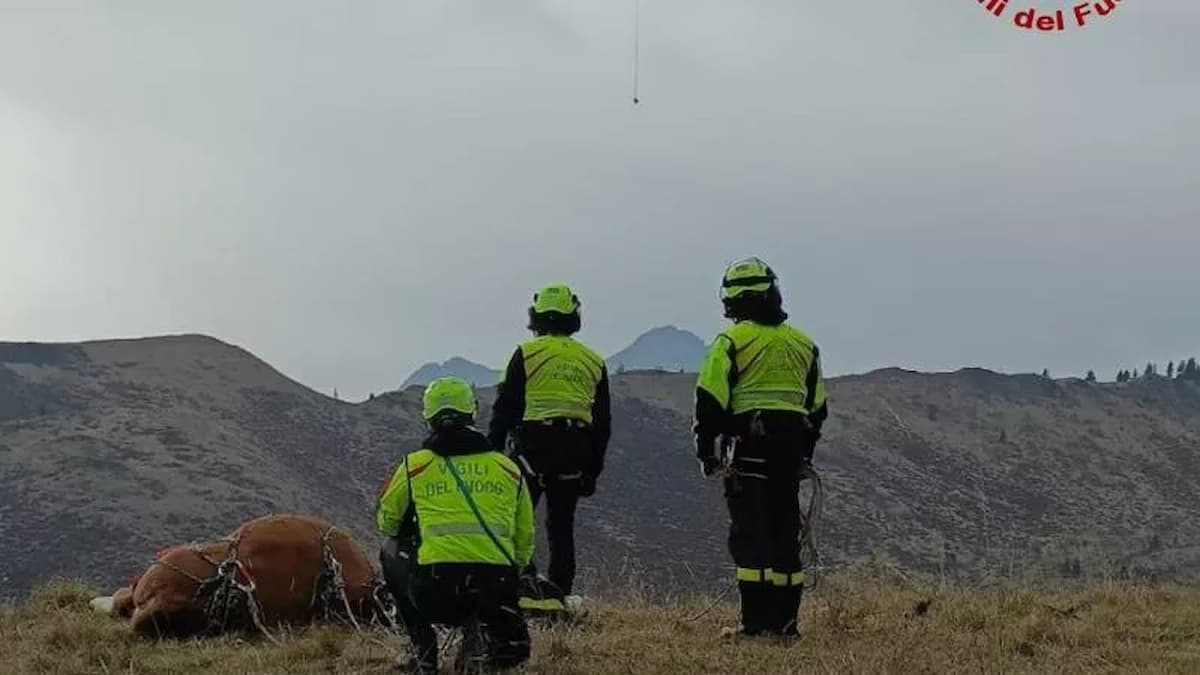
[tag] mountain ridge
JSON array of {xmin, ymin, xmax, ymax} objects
[{"xmin": 4, "ymin": 333, "xmax": 1200, "ymax": 600}]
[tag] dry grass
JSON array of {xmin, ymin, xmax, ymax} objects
[{"xmin": 4, "ymin": 572, "xmax": 1200, "ymax": 674}]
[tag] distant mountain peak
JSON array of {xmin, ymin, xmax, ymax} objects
[
  {"xmin": 400, "ymin": 357, "xmax": 500, "ymax": 389},
  {"xmin": 607, "ymin": 326, "xmax": 708, "ymax": 373},
  {"xmin": 640, "ymin": 325, "xmax": 697, "ymax": 338}
]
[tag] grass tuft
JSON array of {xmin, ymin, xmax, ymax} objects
[{"xmin": 28, "ymin": 579, "xmax": 96, "ymax": 611}]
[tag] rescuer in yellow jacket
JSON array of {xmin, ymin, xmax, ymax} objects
[
  {"xmin": 694, "ymin": 257, "xmax": 828, "ymax": 639},
  {"xmin": 488, "ymin": 283, "xmax": 612, "ymax": 601},
  {"xmin": 377, "ymin": 376, "xmax": 535, "ymax": 674}
]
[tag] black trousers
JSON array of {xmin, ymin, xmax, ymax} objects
[
  {"xmin": 723, "ymin": 411, "xmax": 816, "ymax": 635},
  {"xmin": 525, "ymin": 477, "xmax": 579, "ymax": 595},
  {"xmin": 381, "ymin": 539, "xmax": 530, "ymax": 673},
  {"xmin": 510, "ymin": 421, "xmax": 594, "ymax": 597}
]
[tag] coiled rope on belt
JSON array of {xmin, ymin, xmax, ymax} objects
[{"xmin": 798, "ymin": 462, "xmax": 825, "ymax": 591}]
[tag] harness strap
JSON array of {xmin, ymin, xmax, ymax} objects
[
  {"xmin": 150, "ymin": 558, "xmax": 206, "ymax": 585},
  {"xmin": 148, "ymin": 530, "xmax": 400, "ymax": 638}
]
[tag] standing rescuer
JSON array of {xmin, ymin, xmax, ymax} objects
[
  {"xmin": 693, "ymin": 257, "xmax": 828, "ymax": 638},
  {"xmin": 376, "ymin": 376, "xmax": 535, "ymax": 674},
  {"xmin": 488, "ymin": 283, "xmax": 612, "ymax": 601}
]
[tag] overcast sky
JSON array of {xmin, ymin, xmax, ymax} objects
[{"xmin": 1, "ymin": 1, "xmax": 1197, "ymax": 400}]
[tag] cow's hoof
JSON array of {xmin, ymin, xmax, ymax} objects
[{"xmin": 90, "ymin": 596, "xmax": 115, "ymax": 615}]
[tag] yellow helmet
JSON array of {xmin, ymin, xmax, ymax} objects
[
  {"xmin": 531, "ymin": 283, "xmax": 580, "ymax": 315},
  {"xmin": 527, "ymin": 283, "xmax": 582, "ymax": 335},
  {"xmin": 720, "ymin": 257, "xmax": 778, "ymax": 300},
  {"xmin": 421, "ymin": 376, "xmax": 477, "ymax": 422}
]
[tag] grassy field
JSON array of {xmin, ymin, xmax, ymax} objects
[{"xmin": 3, "ymin": 572, "xmax": 1200, "ymax": 674}]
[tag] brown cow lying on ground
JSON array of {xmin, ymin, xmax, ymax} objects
[{"xmin": 90, "ymin": 514, "xmax": 396, "ymax": 639}]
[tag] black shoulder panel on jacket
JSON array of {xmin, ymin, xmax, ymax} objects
[
  {"xmin": 488, "ymin": 346, "xmax": 527, "ymax": 451},
  {"xmin": 589, "ymin": 364, "xmax": 612, "ymax": 477}
]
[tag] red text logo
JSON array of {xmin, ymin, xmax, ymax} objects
[{"xmin": 977, "ymin": 0, "xmax": 1126, "ymax": 32}]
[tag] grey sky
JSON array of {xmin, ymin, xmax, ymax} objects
[{"xmin": 2, "ymin": 1, "xmax": 1197, "ymax": 400}]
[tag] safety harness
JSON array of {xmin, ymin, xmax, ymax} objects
[
  {"xmin": 717, "ymin": 411, "xmax": 825, "ymax": 582},
  {"xmin": 702, "ymin": 414, "xmax": 826, "ymax": 604},
  {"xmin": 688, "ymin": 458, "xmax": 824, "ymax": 623}
]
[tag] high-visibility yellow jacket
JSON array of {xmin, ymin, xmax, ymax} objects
[
  {"xmin": 376, "ymin": 428, "xmax": 534, "ymax": 567},
  {"xmin": 488, "ymin": 334, "xmax": 612, "ymax": 475},
  {"xmin": 693, "ymin": 319, "xmax": 828, "ymax": 447}
]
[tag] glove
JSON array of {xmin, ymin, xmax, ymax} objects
[
  {"xmin": 698, "ymin": 455, "xmax": 720, "ymax": 478},
  {"xmin": 578, "ymin": 474, "xmax": 597, "ymax": 498}
]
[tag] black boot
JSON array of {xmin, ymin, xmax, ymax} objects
[
  {"xmin": 776, "ymin": 585, "xmax": 803, "ymax": 637},
  {"xmin": 723, "ymin": 582, "xmax": 773, "ymax": 637},
  {"xmin": 403, "ymin": 641, "xmax": 438, "ymax": 675},
  {"xmin": 454, "ymin": 621, "xmax": 488, "ymax": 674},
  {"xmin": 395, "ymin": 597, "xmax": 439, "ymax": 673},
  {"xmin": 397, "ymin": 599, "xmax": 438, "ymax": 674},
  {"xmin": 453, "ymin": 620, "xmax": 531, "ymax": 673}
]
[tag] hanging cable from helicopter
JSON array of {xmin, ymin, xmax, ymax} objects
[{"xmin": 632, "ymin": 0, "xmax": 641, "ymax": 104}]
